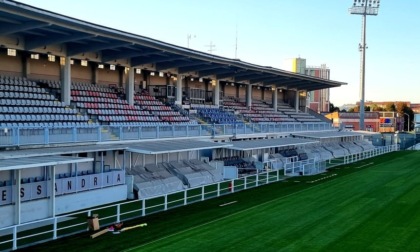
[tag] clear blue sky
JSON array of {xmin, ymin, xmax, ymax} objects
[{"xmin": 17, "ymin": 0, "xmax": 420, "ymax": 106}]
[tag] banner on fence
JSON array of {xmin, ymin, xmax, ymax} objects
[{"xmin": 0, "ymin": 170, "xmax": 125, "ymax": 205}]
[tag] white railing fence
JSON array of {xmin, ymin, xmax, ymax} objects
[{"xmin": 0, "ymin": 145, "xmax": 398, "ymax": 251}]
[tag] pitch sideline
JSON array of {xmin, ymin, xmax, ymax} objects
[{"xmin": 123, "ymin": 161, "xmax": 378, "ymax": 252}]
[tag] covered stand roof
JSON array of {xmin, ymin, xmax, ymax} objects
[
  {"xmin": 126, "ymin": 139, "xmax": 232, "ymax": 154},
  {"xmin": 0, "ymin": 144, "xmax": 128, "ymax": 159},
  {"xmin": 226, "ymin": 138, "xmax": 318, "ymax": 151},
  {"xmin": 291, "ymin": 131, "xmax": 366, "ymax": 140},
  {"xmin": 0, "ymin": 140, "xmax": 231, "ymax": 158},
  {"xmin": 0, "ymin": 156, "xmax": 93, "ymax": 171},
  {"xmin": 0, "ymin": 0, "xmax": 346, "ymax": 91}
]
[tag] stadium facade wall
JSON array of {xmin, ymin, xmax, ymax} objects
[
  {"xmin": 27, "ymin": 57, "xmax": 60, "ymax": 81},
  {"xmin": 264, "ymin": 90, "xmax": 273, "ymax": 102},
  {"xmin": 0, "ymin": 53, "xmax": 22, "ymax": 76},
  {"xmin": 97, "ymin": 67, "xmax": 120, "ymax": 85},
  {"xmin": 252, "ymin": 88, "xmax": 262, "ymax": 100},
  {"xmin": 150, "ymin": 75, "xmax": 167, "ymax": 85},
  {"xmin": 107, "ymin": 151, "xmax": 197, "ymax": 169},
  {"xmin": 238, "ymin": 85, "xmax": 246, "ymax": 97},
  {"xmin": 188, "ymin": 81, "xmax": 204, "ymax": 89},
  {"xmin": 71, "ymin": 63, "xmax": 93, "ymax": 83},
  {"xmin": 224, "ymin": 85, "xmax": 236, "ymax": 97},
  {"xmin": 0, "ymin": 52, "xmax": 300, "ymax": 106},
  {"xmin": 0, "ymin": 185, "xmax": 127, "ymax": 228}
]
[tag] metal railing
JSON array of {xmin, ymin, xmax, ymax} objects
[
  {"xmin": 0, "ymin": 144, "xmax": 398, "ymax": 251},
  {"xmin": 0, "ymin": 122, "xmax": 333, "ymax": 148}
]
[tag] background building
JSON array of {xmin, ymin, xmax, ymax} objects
[
  {"xmin": 306, "ymin": 64, "xmax": 330, "ymax": 113},
  {"xmin": 325, "ymin": 111, "xmax": 404, "ymax": 132},
  {"xmin": 326, "ymin": 112, "xmax": 379, "ymax": 132},
  {"xmin": 283, "ymin": 58, "xmax": 330, "ymax": 113}
]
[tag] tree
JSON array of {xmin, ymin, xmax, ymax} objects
[
  {"xmin": 329, "ymin": 103, "xmax": 340, "ymax": 113},
  {"xmin": 395, "ymin": 102, "xmax": 408, "ymax": 117},
  {"xmin": 385, "ymin": 102, "xmax": 396, "ymax": 112},
  {"xmin": 371, "ymin": 104, "xmax": 384, "ymax": 111}
]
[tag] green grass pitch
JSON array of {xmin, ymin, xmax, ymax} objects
[{"xmin": 23, "ymin": 151, "xmax": 420, "ymax": 252}]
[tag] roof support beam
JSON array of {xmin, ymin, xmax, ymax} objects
[
  {"xmin": 67, "ymin": 42, "xmax": 132, "ymax": 56},
  {"xmin": 256, "ymin": 77, "xmax": 291, "ymax": 85},
  {"xmin": 0, "ymin": 2, "xmax": 345, "ymax": 91},
  {"xmin": 0, "ymin": 21, "xmax": 50, "ymax": 36},
  {"xmin": 178, "ymin": 64, "xmax": 219, "ymax": 74},
  {"xmin": 131, "ymin": 55, "xmax": 186, "ymax": 66},
  {"xmin": 249, "ymin": 75, "xmax": 281, "ymax": 84},
  {"xmin": 199, "ymin": 68, "xmax": 231, "ymax": 78},
  {"xmin": 234, "ymin": 72, "xmax": 263, "ymax": 82},
  {"xmin": 215, "ymin": 69, "xmax": 247, "ymax": 79},
  {"xmin": 155, "ymin": 60, "xmax": 203, "ymax": 71},
  {"xmin": 264, "ymin": 79, "xmax": 303, "ymax": 86},
  {"xmin": 272, "ymin": 80, "xmax": 308, "ymax": 89},
  {"xmin": 289, "ymin": 82, "xmax": 327, "ymax": 91},
  {"xmin": 101, "ymin": 49, "xmax": 163, "ymax": 62},
  {"xmin": 25, "ymin": 33, "xmax": 95, "ymax": 50}
]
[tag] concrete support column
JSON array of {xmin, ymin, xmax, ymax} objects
[
  {"xmin": 128, "ymin": 152, "xmax": 132, "ymax": 171},
  {"xmin": 118, "ymin": 67, "xmax": 124, "ymax": 87},
  {"xmin": 113, "ymin": 151, "xmax": 117, "ymax": 169},
  {"xmin": 92, "ymin": 64, "xmax": 99, "ymax": 84},
  {"xmin": 22, "ymin": 55, "xmax": 30, "ymax": 79},
  {"xmin": 221, "ymin": 81, "xmax": 225, "ymax": 100},
  {"xmin": 175, "ymin": 75, "xmax": 183, "ymax": 105},
  {"xmin": 272, "ymin": 87, "xmax": 278, "ymax": 112},
  {"xmin": 235, "ymin": 84, "xmax": 239, "ymax": 98},
  {"xmin": 60, "ymin": 56, "xmax": 71, "ymax": 105},
  {"xmin": 14, "ymin": 169, "xmax": 21, "ymax": 225},
  {"xmin": 49, "ymin": 166, "xmax": 56, "ymax": 217},
  {"xmin": 142, "ymin": 71, "xmax": 148, "ymax": 90},
  {"xmin": 204, "ymin": 81, "xmax": 209, "ymax": 102},
  {"xmin": 126, "ymin": 67, "xmax": 135, "ymax": 106},
  {"xmin": 295, "ymin": 90, "xmax": 300, "ymax": 112},
  {"xmin": 212, "ymin": 80, "xmax": 220, "ymax": 107},
  {"xmin": 246, "ymin": 84, "xmax": 252, "ymax": 108}
]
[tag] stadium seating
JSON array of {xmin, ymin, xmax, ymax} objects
[
  {"xmin": 0, "ymin": 76, "xmax": 93, "ymax": 128},
  {"xmin": 299, "ymin": 144, "xmax": 334, "ymax": 161},
  {"xmin": 42, "ymin": 80, "xmax": 194, "ymax": 125},
  {"xmin": 194, "ymin": 106, "xmax": 242, "ymax": 124},
  {"xmin": 322, "ymin": 142, "xmax": 350, "ymax": 158},
  {"xmin": 339, "ymin": 141, "xmax": 364, "ymax": 154},
  {"xmin": 354, "ymin": 140, "xmax": 376, "ymax": 151},
  {"xmin": 214, "ymin": 156, "xmax": 257, "ymax": 176},
  {"xmin": 126, "ymin": 163, "xmax": 184, "ymax": 198},
  {"xmin": 222, "ymin": 97, "xmax": 321, "ymax": 123}
]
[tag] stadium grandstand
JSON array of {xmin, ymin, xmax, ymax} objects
[{"xmin": 0, "ymin": 1, "xmax": 400, "ymax": 250}]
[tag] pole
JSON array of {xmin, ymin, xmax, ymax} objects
[
  {"xmin": 404, "ymin": 113, "xmax": 410, "ymax": 131},
  {"xmin": 359, "ymin": 12, "xmax": 366, "ymax": 131},
  {"xmin": 350, "ymin": 0, "xmax": 380, "ymax": 130}
]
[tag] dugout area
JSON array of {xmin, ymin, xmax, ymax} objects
[{"xmin": 18, "ymin": 151, "xmax": 420, "ymax": 252}]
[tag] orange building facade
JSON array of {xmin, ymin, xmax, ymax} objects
[
  {"xmin": 326, "ymin": 112, "xmax": 380, "ymax": 132},
  {"xmin": 326, "ymin": 111, "xmax": 405, "ymax": 132}
]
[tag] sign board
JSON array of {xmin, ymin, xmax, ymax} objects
[{"xmin": 0, "ymin": 170, "xmax": 125, "ymax": 206}]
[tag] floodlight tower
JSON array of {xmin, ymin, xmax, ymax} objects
[{"xmin": 349, "ymin": 0, "xmax": 380, "ymax": 130}]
